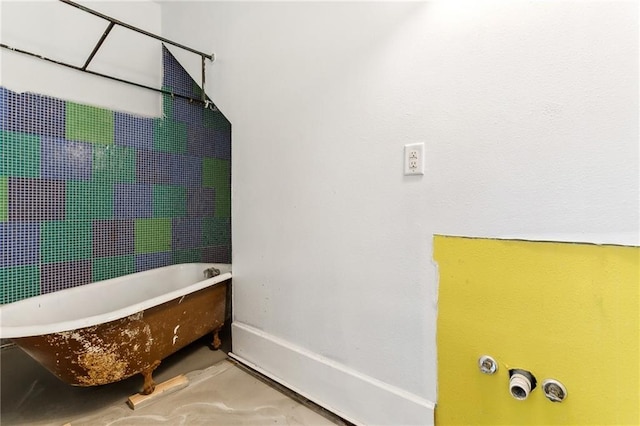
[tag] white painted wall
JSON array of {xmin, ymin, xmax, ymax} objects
[
  {"xmin": 162, "ymin": 2, "xmax": 639, "ymax": 425},
  {"xmin": 0, "ymin": 0, "xmax": 162, "ymax": 116}
]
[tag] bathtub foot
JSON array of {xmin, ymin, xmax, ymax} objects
[
  {"xmin": 211, "ymin": 327, "xmax": 222, "ymax": 350},
  {"xmin": 141, "ymin": 360, "xmax": 161, "ymax": 395}
]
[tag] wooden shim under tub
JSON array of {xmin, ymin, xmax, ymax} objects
[{"xmin": 127, "ymin": 374, "xmax": 189, "ymax": 410}]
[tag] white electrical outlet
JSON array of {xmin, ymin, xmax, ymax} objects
[{"xmin": 404, "ymin": 143, "xmax": 424, "ymax": 175}]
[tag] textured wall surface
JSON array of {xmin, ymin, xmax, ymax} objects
[
  {"xmin": 0, "ymin": 47, "xmax": 231, "ymax": 304},
  {"xmin": 435, "ymin": 236, "xmax": 639, "ymax": 425},
  {"xmin": 161, "ymin": 2, "xmax": 637, "ymax": 425}
]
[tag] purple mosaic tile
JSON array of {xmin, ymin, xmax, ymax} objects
[
  {"xmin": 93, "ymin": 220, "xmax": 135, "ymax": 258},
  {"xmin": 4, "ymin": 90, "xmax": 65, "ymax": 138},
  {"xmin": 136, "ymin": 150, "xmax": 172, "ymax": 184},
  {"xmin": 173, "ymin": 97, "xmax": 203, "ymax": 126},
  {"xmin": 114, "ymin": 183, "xmax": 152, "ymax": 219},
  {"xmin": 0, "ymin": 48, "xmax": 232, "ymax": 304},
  {"xmin": 187, "ymin": 124, "xmax": 216, "ymax": 157},
  {"xmin": 0, "ymin": 87, "xmax": 8, "ymax": 130},
  {"xmin": 214, "ymin": 129, "xmax": 232, "ymax": 160},
  {"xmin": 172, "ymin": 218, "xmax": 202, "ymax": 250},
  {"xmin": 163, "ymin": 47, "xmax": 199, "ymax": 98},
  {"xmin": 41, "ymin": 260, "xmax": 92, "ymax": 294},
  {"xmin": 187, "ymin": 187, "xmax": 215, "ymax": 217},
  {"xmin": 114, "ymin": 112, "xmax": 154, "ymax": 150},
  {"xmin": 170, "ymin": 154, "xmax": 202, "ymax": 187},
  {"xmin": 9, "ymin": 178, "xmax": 65, "ymax": 221},
  {"xmin": 135, "ymin": 252, "xmax": 172, "ymax": 272},
  {"xmin": 201, "ymin": 245, "xmax": 231, "ymax": 264},
  {"xmin": 0, "ymin": 223, "xmax": 39, "ymax": 267},
  {"xmin": 41, "ymin": 136, "xmax": 92, "ymax": 181}
]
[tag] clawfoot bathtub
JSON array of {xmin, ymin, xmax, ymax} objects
[{"xmin": 0, "ymin": 263, "xmax": 231, "ymax": 394}]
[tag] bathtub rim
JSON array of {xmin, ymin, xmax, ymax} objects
[{"xmin": 0, "ymin": 263, "xmax": 231, "ymax": 339}]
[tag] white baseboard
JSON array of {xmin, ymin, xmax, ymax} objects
[{"xmin": 230, "ymin": 322, "xmax": 435, "ymax": 426}]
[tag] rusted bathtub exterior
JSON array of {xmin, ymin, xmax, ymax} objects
[
  {"xmin": 12, "ymin": 283, "xmax": 227, "ymax": 388},
  {"xmin": 0, "ymin": 263, "xmax": 231, "ymax": 393}
]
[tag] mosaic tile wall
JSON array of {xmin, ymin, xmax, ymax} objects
[{"xmin": 0, "ymin": 46, "xmax": 231, "ymax": 304}]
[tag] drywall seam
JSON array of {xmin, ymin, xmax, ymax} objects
[{"xmin": 433, "ymin": 233, "xmax": 640, "ymax": 248}]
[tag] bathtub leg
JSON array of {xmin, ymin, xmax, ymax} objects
[
  {"xmin": 141, "ymin": 360, "xmax": 161, "ymax": 395},
  {"xmin": 211, "ymin": 326, "xmax": 222, "ymax": 350}
]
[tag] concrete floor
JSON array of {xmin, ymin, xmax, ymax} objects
[{"xmin": 1, "ymin": 335, "xmax": 342, "ymax": 425}]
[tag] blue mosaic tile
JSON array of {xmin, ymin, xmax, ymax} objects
[
  {"xmin": 201, "ymin": 245, "xmax": 231, "ymax": 264},
  {"xmin": 41, "ymin": 260, "xmax": 91, "ymax": 294},
  {"xmin": 163, "ymin": 47, "xmax": 199, "ymax": 98},
  {"xmin": 0, "ymin": 46, "xmax": 231, "ymax": 304},
  {"xmin": 114, "ymin": 112, "xmax": 154, "ymax": 150},
  {"xmin": 135, "ymin": 252, "xmax": 172, "ymax": 272},
  {"xmin": 93, "ymin": 220, "xmax": 135, "ymax": 257},
  {"xmin": 0, "ymin": 222, "xmax": 39, "ymax": 267},
  {"xmin": 170, "ymin": 154, "xmax": 202, "ymax": 187},
  {"xmin": 214, "ymin": 128, "xmax": 232, "ymax": 160},
  {"xmin": 173, "ymin": 96, "xmax": 203, "ymax": 126},
  {"xmin": 172, "ymin": 217, "xmax": 202, "ymax": 250},
  {"xmin": 41, "ymin": 136, "xmax": 92, "ymax": 181},
  {"xmin": 187, "ymin": 187, "xmax": 215, "ymax": 217},
  {"xmin": 4, "ymin": 91, "xmax": 65, "ymax": 138},
  {"xmin": 9, "ymin": 178, "xmax": 65, "ymax": 221},
  {"xmin": 136, "ymin": 150, "xmax": 172, "ymax": 184},
  {"xmin": 114, "ymin": 183, "xmax": 152, "ymax": 219},
  {"xmin": 187, "ymin": 124, "xmax": 216, "ymax": 157}
]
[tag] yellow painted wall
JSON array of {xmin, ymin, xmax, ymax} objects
[{"xmin": 434, "ymin": 236, "xmax": 639, "ymax": 425}]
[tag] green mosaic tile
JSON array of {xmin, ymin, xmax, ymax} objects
[
  {"xmin": 135, "ymin": 218, "xmax": 171, "ymax": 254},
  {"xmin": 93, "ymin": 145, "xmax": 135, "ymax": 183},
  {"xmin": 41, "ymin": 221, "xmax": 92, "ymax": 263},
  {"xmin": 203, "ymin": 108, "xmax": 231, "ymax": 130},
  {"xmin": 203, "ymin": 158, "xmax": 231, "ymax": 217},
  {"xmin": 0, "ymin": 265, "xmax": 40, "ymax": 304},
  {"xmin": 153, "ymin": 184, "xmax": 186, "ymax": 218},
  {"xmin": 66, "ymin": 102, "xmax": 114, "ymax": 145},
  {"xmin": 162, "ymin": 87, "xmax": 173, "ymax": 120},
  {"xmin": 66, "ymin": 181, "xmax": 113, "ymax": 220},
  {"xmin": 202, "ymin": 158, "xmax": 229, "ymax": 188},
  {"xmin": 153, "ymin": 119, "xmax": 187, "ymax": 153},
  {"xmin": 93, "ymin": 255, "xmax": 135, "ymax": 282},
  {"xmin": 215, "ymin": 187, "xmax": 231, "ymax": 218},
  {"xmin": 0, "ymin": 177, "xmax": 7, "ymax": 221},
  {"xmin": 1, "ymin": 50, "xmax": 232, "ymax": 303},
  {"xmin": 202, "ymin": 217, "xmax": 231, "ymax": 246},
  {"xmin": 0, "ymin": 130, "xmax": 40, "ymax": 177},
  {"xmin": 173, "ymin": 249, "xmax": 201, "ymax": 264}
]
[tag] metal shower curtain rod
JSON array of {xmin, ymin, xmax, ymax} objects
[{"xmin": 0, "ymin": 0, "xmax": 216, "ymax": 109}]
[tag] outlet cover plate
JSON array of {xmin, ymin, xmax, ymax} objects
[{"xmin": 404, "ymin": 143, "xmax": 424, "ymax": 175}]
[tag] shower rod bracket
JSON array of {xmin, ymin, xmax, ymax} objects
[{"xmin": 1, "ymin": 0, "xmax": 216, "ymax": 107}]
